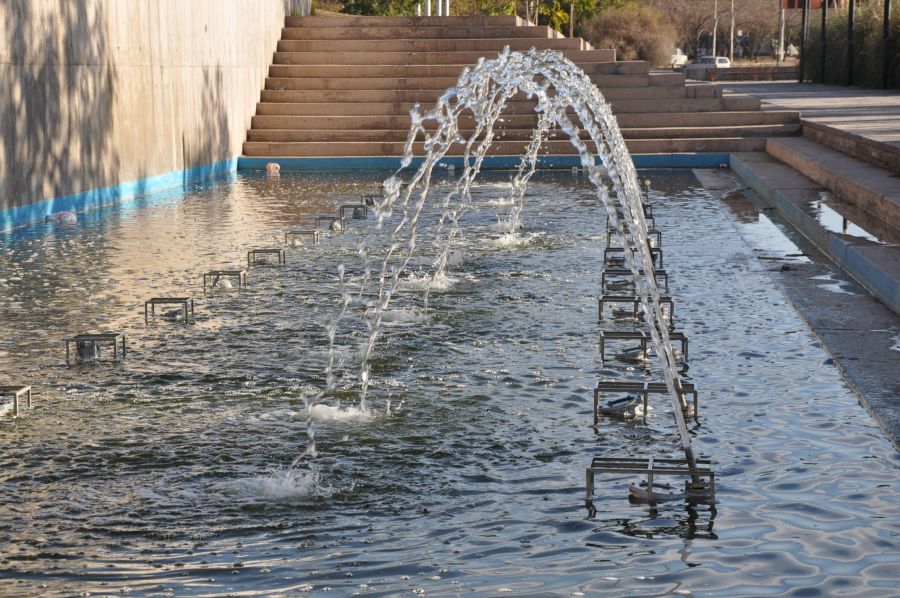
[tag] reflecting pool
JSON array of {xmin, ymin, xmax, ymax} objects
[{"xmin": 0, "ymin": 170, "xmax": 898, "ymax": 596}]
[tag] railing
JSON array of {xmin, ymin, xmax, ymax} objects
[{"xmin": 416, "ymin": 0, "xmax": 451, "ymax": 16}]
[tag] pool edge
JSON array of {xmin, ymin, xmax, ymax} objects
[{"xmin": 1, "ymin": 158, "xmax": 238, "ymax": 234}]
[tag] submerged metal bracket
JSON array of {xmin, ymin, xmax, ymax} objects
[
  {"xmin": 0, "ymin": 386, "xmax": 32, "ymax": 417},
  {"xmin": 285, "ymin": 229, "xmax": 321, "ymax": 245},
  {"xmin": 203, "ymin": 269, "xmax": 247, "ymax": 290},
  {"xmin": 586, "ymin": 455, "xmax": 715, "ymax": 506},
  {"xmin": 145, "ymin": 297, "xmax": 194, "ymax": 323},
  {"xmin": 607, "ymin": 228, "xmax": 662, "ymax": 249},
  {"xmin": 248, "ymin": 248, "xmax": 286, "ymax": 267},
  {"xmin": 604, "ymin": 246, "xmax": 663, "ymax": 268},
  {"xmin": 598, "ymin": 329, "xmax": 688, "ymax": 365},
  {"xmin": 601, "ymin": 267, "xmax": 668, "ymax": 294},
  {"xmin": 64, "ymin": 333, "xmax": 126, "ymax": 366},
  {"xmin": 339, "ymin": 204, "xmax": 369, "ymax": 220},
  {"xmin": 598, "ymin": 294, "xmax": 675, "ymax": 327},
  {"xmin": 593, "ymin": 380, "xmax": 698, "ymax": 425}
]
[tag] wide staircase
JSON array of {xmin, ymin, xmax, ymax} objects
[{"xmin": 243, "ymin": 15, "xmax": 801, "ymax": 160}]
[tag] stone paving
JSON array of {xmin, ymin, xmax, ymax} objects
[{"xmin": 722, "ymin": 80, "xmax": 900, "ymax": 150}]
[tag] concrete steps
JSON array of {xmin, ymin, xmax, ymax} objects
[
  {"xmin": 273, "ymin": 49, "xmax": 615, "ymax": 65},
  {"xmin": 262, "ymin": 73, "xmax": 685, "ymax": 91},
  {"xmin": 268, "ymin": 61, "xmax": 648, "ymax": 78},
  {"xmin": 801, "ymin": 120, "xmax": 900, "ymax": 176},
  {"xmin": 276, "ymin": 37, "xmax": 590, "ymax": 52},
  {"xmin": 258, "ymin": 85, "xmax": 719, "ymax": 103},
  {"xmin": 251, "ymin": 110, "xmax": 801, "ymax": 131},
  {"xmin": 252, "ymin": 97, "xmax": 759, "ymax": 117},
  {"xmin": 281, "ymin": 25, "xmax": 566, "ymax": 40},
  {"xmin": 243, "ymin": 137, "xmax": 766, "ymax": 157},
  {"xmin": 284, "ymin": 15, "xmax": 524, "ymax": 27},
  {"xmin": 246, "ymin": 123, "xmax": 798, "ymax": 143},
  {"xmin": 242, "ymin": 15, "xmax": 800, "ymax": 160},
  {"xmin": 766, "ymin": 136, "xmax": 900, "ymax": 225}
]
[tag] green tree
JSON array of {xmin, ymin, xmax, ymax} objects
[
  {"xmin": 477, "ymin": 0, "xmax": 518, "ymax": 16},
  {"xmin": 538, "ymin": 0, "xmax": 570, "ymax": 31}
]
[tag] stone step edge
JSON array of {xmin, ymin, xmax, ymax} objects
[
  {"xmin": 242, "ymin": 138, "xmax": 767, "ymax": 155},
  {"xmin": 245, "ymin": 124, "xmax": 799, "ymax": 137},
  {"xmin": 802, "ymin": 120, "xmax": 900, "ymax": 176},
  {"xmin": 766, "ymin": 137, "xmax": 900, "ymax": 226},
  {"xmin": 249, "ymin": 110, "xmax": 800, "ymax": 123},
  {"xmin": 731, "ymin": 151, "xmax": 900, "ymax": 318}
]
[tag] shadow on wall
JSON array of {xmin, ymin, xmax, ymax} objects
[
  {"xmin": 182, "ymin": 67, "xmax": 232, "ymax": 187},
  {"xmin": 1, "ymin": 0, "xmax": 120, "ymax": 212}
]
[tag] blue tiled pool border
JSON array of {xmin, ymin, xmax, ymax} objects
[
  {"xmin": 1, "ymin": 153, "xmax": 730, "ymax": 232},
  {"xmin": 0, "ymin": 158, "xmax": 238, "ymax": 233}
]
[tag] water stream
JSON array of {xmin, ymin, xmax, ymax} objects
[{"xmin": 307, "ymin": 49, "xmax": 697, "ymax": 482}]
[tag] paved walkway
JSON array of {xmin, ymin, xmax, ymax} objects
[{"xmin": 722, "ymin": 81, "xmax": 900, "ymax": 149}]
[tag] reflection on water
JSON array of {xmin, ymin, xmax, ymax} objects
[
  {"xmin": 811, "ymin": 191, "xmax": 889, "ymax": 244},
  {"xmin": 0, "ymin": 170, "xmax": 898, "ymax": 597}
]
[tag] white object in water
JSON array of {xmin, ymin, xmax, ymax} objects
[
  {"xmin": 47, "ymin": 211, "xmax": 77, "ymax": 225},
  {"xmin": 330, "ymin": 219, "xmax": 343, "ymax": 232},
  {"xmin": 160, "ymin": 308, "xmax": 183, "ymax": 321},
  {"xmin": 628, "ymin": 481, "xmax": 680, "ymax": 503},
  {"xmin": 76, "ymin": 340, "xmax": 101, "ymax": 362},
  {"xmin": 266, "ymin": 162, "xmax": 281, "ymax": 176},
  {"xmin": 217, "ymin": 278, "xmax": 234, "ymax": 289},
  {"xmin": 599, "ymin": 395, "xmax": 642, "ymax": 419},
  {"xmin": 616, "ymin": 345, "xmax": 649, "ymax": 364}
]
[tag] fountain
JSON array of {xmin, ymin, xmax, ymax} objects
[{"xmin": 297, "ymin": 47, "xmax": 711, "ymax": 499}]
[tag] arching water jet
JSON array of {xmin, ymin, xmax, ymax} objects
[{"xmin": 296, "ymin": 48, "xmax": 704, "ymax": 488}]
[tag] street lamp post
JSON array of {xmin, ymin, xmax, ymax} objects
[
  {"xmin": 884, "ymin": 0, "xmax": 893, "ymax": 89},
  {"xmin": 800, "ymin": 0, "xmax": 810, "ymax": 81},
  {"xmin": 730, "ymin": 0, "xmax": 736, "ymax": 63},
  {"xmin": 821, "ymin": 0, "xmax": 829, "ymax": 83},
  {"xmin": 848, "ymin": 0, "xmax": 856, "ymax": 85},
  {"xmin": 713, "ymin": 0, "xmax": 718, "ymax": 56}
]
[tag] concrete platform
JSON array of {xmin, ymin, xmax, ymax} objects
[{"xmin": 723, "ymin": 81, "xmax": 900, "ymax": 174}]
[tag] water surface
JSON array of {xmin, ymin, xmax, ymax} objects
[{"xmin": 1, "ymin": 170, "xmax": 898, "ymax": 597}]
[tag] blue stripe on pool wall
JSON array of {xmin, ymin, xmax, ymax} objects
[
  {"xmin": 0, "ymin": 158, "xmax": 238, "ymax": 233},
  {"xmin": 2, "ymin": 153, "xmax": 731, "ymax": 232},
  {"xmin": 238, "ymin": 153, "xmax": 732, "ymax": 172}
]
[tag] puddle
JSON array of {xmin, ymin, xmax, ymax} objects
[
  {"xmin": 812, "ymin": 192, "xmax": 887, "ymax": 244},
  {"xmin": 732, "ymin": 210, "xmax": 811, "ymax": 263},
  {"xmin": 811, "ymin": 272, "xmax": 864, "ymax": 296}
]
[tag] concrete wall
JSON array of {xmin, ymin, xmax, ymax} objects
[{"xmin": 0, "ymin": 0, "xmax": 310, "ymax": 212}]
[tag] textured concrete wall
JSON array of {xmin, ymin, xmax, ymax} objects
[{"xmin": 0, "ymin": 0, "xmax": 309, "ymax": 211}]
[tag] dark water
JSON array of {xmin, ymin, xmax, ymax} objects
[{"xmin": 0, "ymin": 170, "xmax": 898, "ymax": 597}]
